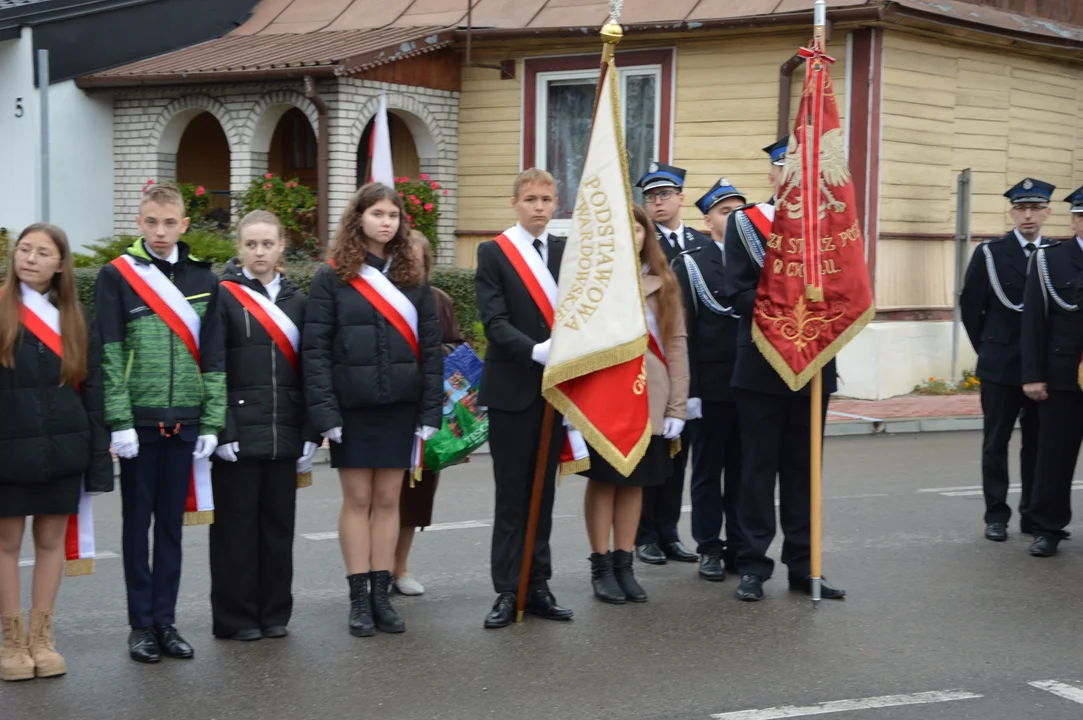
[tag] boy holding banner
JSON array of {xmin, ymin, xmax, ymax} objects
[{"xmin": 95, "ymin": 183, "xmax": 226, "ymax": 663}]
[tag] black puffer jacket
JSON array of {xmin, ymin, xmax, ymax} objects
[
  {"xmin": 216, "ymin": 260, "xmax": 310, "ymax": 460},
  {"xmin": 303, "ymin": 259, "xmax": 443, "ymax": 434},
  {"xmin": 0, "ymin": 304, "xmax": 113, "ymax": 491}
]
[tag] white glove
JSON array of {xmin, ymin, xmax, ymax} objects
[
  {"xmin": 111, "ymin": 429, "xmax": 139, "ymax": 459},
  {"xmin": 215, "ymin": 442, "xmax": 239, "ymax": 462},
  {"xmin": 531, "ymin": 339, "xmax": 551, "ymax": 365},
  {"xmin": 299, "ymin": 441, "xmax": 318, "ymax": 464},
  {"xmin": 322, "ymin": 427, "xmax": 343, "ymax": 444},
  {"xmin": 686, "ymin": 398, "xmax": 703, "ymax": 421},
  {"xmin": 193, "ymin": 435, "xmax": 219, "ymax": 460},
  {"xmin": 662, "ymin": 417, "xmax": 686, "ymax": 440},
  {"xmin": 415, "ymin": 426, "xmax": 438, "ymax": 442}
]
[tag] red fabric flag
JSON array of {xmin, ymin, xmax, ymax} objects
[{"xmin": 752, "ymin": 38, "xmax": 875, "ymax": 391}]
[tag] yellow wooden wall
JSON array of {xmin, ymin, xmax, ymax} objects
[{"xmin": 878, "ymin": 31, "xmax": 1083, "ymax": 309}]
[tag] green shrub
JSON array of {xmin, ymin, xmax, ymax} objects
[
  {"xmin": 74, "ymin": 230, "xmax": 237, "ymax": 268},
  {"xmin": 395, "ymin": 175, "xmax": 443, "ymax": 252},
  {"xmin": 238, "ymin": 174, "xmax": 318, "ymax": 255},
  {"xmin": 0, "ymin": 227, "xmax": 11, "ymax": 274}
]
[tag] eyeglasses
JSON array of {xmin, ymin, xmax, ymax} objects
[
  {"xmin": 15, "ymin": 245, "xmax": 59, "ymax": 261},
  {"xmin": 1011, "ymin": 204, "xmax": 1049, "ymax": 212},
  {"xmin": 645, "ymin": 190, "xmax": 679, "ymax": 203}
]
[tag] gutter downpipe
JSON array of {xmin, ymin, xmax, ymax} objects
[
  {"xmin": 778, "ymin": 52, "xmax": 804, "ymax": 141},
  {"xmin": 304, "ymin": 75, "xmax": 330, "ymax": 249}
]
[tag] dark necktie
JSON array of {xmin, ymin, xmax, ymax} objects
[
  {"xmin": 669, "ymin": 232, "xmax": 679, "ymax": 249},
  {"xmin": 1025, "ymin": 242, "xmax": 1036, "ymax": 257},
  {"xmin": 533, "ymin": 238, "xmax": 544, "ymax": 261}
]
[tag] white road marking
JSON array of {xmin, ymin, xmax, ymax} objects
[
  {"xmin": 1029, "ymin": 680, "xmax": 1083, "ymax": 705},
  {"xmin": 709, "ymin": 690, "xmax": 982, "ymax": 719},
  {"xmin": 300, "ymin": 531, "xmax": 341, "ymax": 541},
  {"xmin": 18, "ymin": 551, "xmax": 119, "ymax": 568},
  {"xmin": 936, "ymin": 483, "xmax": 1081, "ymax": 498},
  {"xmin": 917, "ymin": 484, "xmax": 986, "ymax": 493}
]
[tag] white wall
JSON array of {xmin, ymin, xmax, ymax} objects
[
  {"xmin": 0, "ymin": 28, "xmax": 40, "ymax": 239},
  {"xmin": 48, "ymin": 80, "xmax": 114, "ymax": 248}
]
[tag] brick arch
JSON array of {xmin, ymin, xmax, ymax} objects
[
  {"xmin": 151, "ymin": 95, "xmax": 240, "ymax": 154},
  {"xmin": 242, "ymin": 90, "xmax": 321, "ymax": 153},
  {"xmin": 349, "ymin": 91, "xmax": 444, "ymax": 160}
]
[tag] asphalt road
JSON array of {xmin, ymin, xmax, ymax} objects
[{"xmin": 2, "ymin": 431, "xmax": 1081, "ymax": 720}]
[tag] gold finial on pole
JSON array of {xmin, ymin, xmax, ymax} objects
[{"xmin": 601, "ymin": 1, "xmax": 624, "ymax": 61}]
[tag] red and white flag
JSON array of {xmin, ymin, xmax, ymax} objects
[
  {"xmin": 541, "ymin": 54, "xmax": 651, "ymax": 477},
  {"xmin": 368, "ymin": 91, "xmax": 395, "ymax": 189},
  {"xmin": 111, "ymin": 255, "xmax": 214, "ymax": 525}
]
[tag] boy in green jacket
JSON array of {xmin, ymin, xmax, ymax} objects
[{"xmin": 95, "ymin": 183, "xmax": 225, "ymax": 664}]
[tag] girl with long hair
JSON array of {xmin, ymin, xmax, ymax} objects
[
  {"xmin": 579, "ymin": 204, "xmax": 689, "ymax": 604},
  {"xmin": 303, "ymin": 184, "xmax": 443, "ymax": 637},
  {"xmin": 0, "ymin": 224, "xmax": 112, "ymax": 680},
  {"xmin": 209, "ymin": 210, "xmax": 317, "ymax": 641}
]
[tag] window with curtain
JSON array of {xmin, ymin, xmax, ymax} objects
[{"xmin": 536, "ymin": 64, "xmax": 663, "ymax": 220}]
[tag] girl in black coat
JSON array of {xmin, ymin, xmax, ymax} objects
[
  {"xmin": 303, "ymin": 184, "xmax": 443, "ymax": 637},
  {"xmin": 209, "ymin": 211, "xmax": 315, "ymax": 641},
  {"xmin": 0, "ymin": 224, "xmax": 112, "ymax": 681}
]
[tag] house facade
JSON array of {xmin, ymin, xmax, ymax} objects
[{"xmin": 76, "ymin": 0, "xmax": 1083, "ymax": 398}]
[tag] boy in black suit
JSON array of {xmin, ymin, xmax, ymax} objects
[{"xmin": 475, "ymin": 169, "xmax": 572, "ymax": 629}]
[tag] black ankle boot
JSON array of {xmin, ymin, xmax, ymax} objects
[
  {"xmin": 369, "ymin": 570, "xmax": 405, "ymax": 633},
  {"xmin": 612, "ymin": 549, "xmax": 647, "ymax": 602},
  {"xmin": 590, "ymin": 552, "xmax": 627, "ymax": 604},
  {"xmin": 347, "ymin": 573, "xmax": 375, "ymax": 637}
]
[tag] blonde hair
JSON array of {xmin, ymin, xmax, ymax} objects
[
  {"xmin": 409, "ymin": 230, "xmax": 434, "ymax": 278},
  {"xmin": 140, "ymin": 182, "xmax": 185, "ymax": 213},
  {"xmin": 513, "ymin": 168, "xmax": 556, "ymax": 199},
  {"xmin": 236, "ymin": 210, "xmax": 286, "ymax": 273}
]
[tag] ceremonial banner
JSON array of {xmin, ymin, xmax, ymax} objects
[
  {"xmin": 752, "ymin": 37, "xmax": 874, "ymax": 391},
  {"xmin": 541, "ymin": 53, "xmax": 651, "ymax": 476}
]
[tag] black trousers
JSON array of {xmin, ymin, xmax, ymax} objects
[
  {"xmin": 120, "ymin": 427, "xmax": 196, "ymax": 629},
  {"xmin": 690, "ymin": 400, "xmax": 744, "ymax": 561},
  {"xmin": 636, "ymin": 422, "xmax": 690, "ymax": 546},
  {"xmin": 209, "ymin": 457, "xmax": 297, "ymax": 637},
  {"xmin": 733, "ymin": 389, "xmax": 827, "ymax": 580},
  {"xmin": 980, "ymin": 380, "xmax": 1039, "ymax": 527},
  {"xmin": 1029, "ymin": 390, "xmax": 1083, "ymax": 540},
  {"xmin": 488, "ymin": 398, "xmax": 565, "ymax": 595}
]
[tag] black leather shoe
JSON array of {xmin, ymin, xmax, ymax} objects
[
  {"xmin": 589, "ymin": 552, "xmax": 626, "ymax": 604},
  {"xmin": 735, "ymin": 575, "xmax": 764, "ymax": 602},
  {"xmin": 664, "ymin": 540, "xmax": 699, "ymax": 563},
  {"xmin": 636, "ymin": 543, "xmax": 667, "ymax": 565},
  {"xmin": 347, "ymin": 573, "xmax": 375, "ymax": 637},
  {"xmin": 261, "ymin": 626, "xmax": 288, "ymax": 639},
  {"xmin": 612, "ymin": 549, "xmax": 648, "ymax": 603},
  {"xmin": 153, "ymin": 625, "xmax": 194, "ymax": 659},
  {"xmin": 220, "ymin": 629, "xmax": 261, "ymax": 642},
  {"xmin": 370, "ymin": 570, "xmax": 405, "ymax": 634},
  {"xmin": 484, "ymin": 592, "xmax": 517, "ymax": 629},
  {"xmin": 128, "ymin": 628, "xmax": 161, "ymax": 664},
  {"xmin": 525, "ymin": 590, "xmax": 574, "ymax": 621},
  {"xmin": 788, "ymin": 575, "xmax": 846, "ymax": 599},
  {"xmin": 699, "ymin": 551, "xmax": 725, "ymax": 581},
  {"xmin": 1029, "ymin": 535, "xmax": 1059, "ymax": 557},
  {"xmin": 985, "ymin": 522, "xmax": 1008, "ymax": 542}
]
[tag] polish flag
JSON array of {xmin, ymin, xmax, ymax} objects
[{"xmin": 368, "ymin": 91, "xmax": 395, "ymax": 189}]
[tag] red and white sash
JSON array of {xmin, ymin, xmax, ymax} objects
[
  {"xmin": 744, "ymin": 203, "xmax": 775, "ymax": 239},
  {"xmin": 221, "ymin": 281, "xmax": 300, "ymax": 372},
  {"xmin": 335, "ymin": 261, "xmax": 426, "ymax": 480},
  {"xmin": 493, "ymin": 226, "xmax": 588, "ymax": 476},
  {"xmin": 17, "ymin": 287, "xmax": 96, "ymax": 575},
  {"xmin": 645, "ymin": 304, "xmax": 667, "ymax": 368},
  {"xmin": 111, "ymin": 255, "xmax": 213, "ymax": 525}
]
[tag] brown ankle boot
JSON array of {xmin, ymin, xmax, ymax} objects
[
  {"xmin": 28, "ymin": 609, "xmax": 66, "ymax": 678},
  {"xmin": 1, "ymin": 611, "xmax": 35, "ymax": 681}
]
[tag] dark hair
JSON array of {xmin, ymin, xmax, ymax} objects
[
  {"xmin": 632, "ymin": 205, "xmax": 681, "ymax": 350},
  {"xmin": 0, "ymin": 223, "xmax": 88, "ymax": 386},
  {"xmin": 408, "ymin": 230, "xmax": 434, "ymax": 278},
  {"xmin": 330, "ymin": 183, "xmax": 421, "ymax": 287}
]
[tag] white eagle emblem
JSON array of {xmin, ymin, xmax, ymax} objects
[{"xmin": 777, "ymin": 128, "xmax": 851, "ymax": 219}]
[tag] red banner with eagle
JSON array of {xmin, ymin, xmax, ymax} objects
[{"xmin": 751, "ymin": 37, "xmax": 875, "ymax": 391}]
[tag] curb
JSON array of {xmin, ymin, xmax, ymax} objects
[{"xmin": 826, "ymin": 415, "xmax": 984, "ymax": 436}]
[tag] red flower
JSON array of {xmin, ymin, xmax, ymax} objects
[
  {"xmin": 145, "ymin": 179, "xmax": 155, "ymax": 186},
  {"xmin": 412, "ymin": 198, "xmax": 421, "ymax": 206},
  {"xmin": 419, "ymin": 174, "xmax": 429, "ymax": 180},
  {"xmin": 406, "ymin": 214, "xmax": 414, "ymax": 223},
  {"xmin": 265, "ymin": 173, "xmax": 273, "ymax": 180},
  {"xmin": 195, "ymin": 186, "xmax": 205, "ymax": 197},
  {"xmin": 424, "ymin": 203, "xmax": 434, "ymax": 211},
  {"xmin": 442, "ymin": 190, "xmax": 449, "ymax": 195},
  {"xmin": 430, "ymin": 182, "xmax": 440, "ymax": 190},
  {"xmin": 263, "ymin": 183, "xmax": 272, "ymax": 189},
  {"xmin": 398, "ymin": 191, "xmax": 404, "ymax": 197},
  {"xmin": 400, "ymin": 176, "xmax": 411, "ymax": 182}
]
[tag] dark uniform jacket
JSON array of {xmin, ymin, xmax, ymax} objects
[
  {"xmin": 722, "ymin": 204, "xmax": 838, "ymax": 396},
  {"xmin": 0, "ymin": 304, "xmax": 113, "ymax": 491},
  {"xmin": 217, "ymin": 260, "xmax": 310, "ymax": 461},
  {"xmin": 657, "ymin": 224, "xmax": 710, "ymax": 264},
  {"xmin": 1021, "ymin": 238, "xmax": 1083, "ymax": 393},
  {"xmin": 475, "ymin": 234, "xmax": 565, "ymax": 412},
  {"xmin": 672, "ymin": 242, "xmax": 739, "ymax": 402},
  {"xmin": 960, "ymin": 232, "xmax": 1030, "ymax": 385},
  {"xmin": 302, "ymin": 258, "xmax": 444, "ymax": 434}
]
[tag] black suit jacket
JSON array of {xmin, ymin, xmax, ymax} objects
[
  {"xmin": 960, "ymin": 232, "xmax": 1030, "ymax": 385},
  {"xmin": 475, "ymin": 234, "xmax": 566, "ymax": 411},
  {"xmin": 722, "ymin": 205, "xmax": 837, "ymax": 396},
  {"xmin": 672, "ymin": 242, "xmax": 739, "ymax": 402},
  {"xmin": 1021, "ymin": 239, "xmax": 1083, "ymax": 392},
  {"xmin": 657, "ymin": 225, "xmax": 710, "ymax": 263}
]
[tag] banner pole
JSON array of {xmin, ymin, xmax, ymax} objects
[
  {"xmin": 810, "ymin": 370, "xmax": 824, "ymax": 604},
  {"xmin": 515, "ymin": 402, "xmax": 556, "ymax": 622}
]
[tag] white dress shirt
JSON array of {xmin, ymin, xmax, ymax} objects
[
  {"xmin": 242, "ymin": 267, "xmax": 282, "ymax": 303},
  {"xmin": 517, "ymin": 223, "xmax": 548, "ymax": 265},
  {"xmin": 656, "ymin": 222, "xmax": 685, "ymax": 251},
  {"xmin": 1014, "ymin": 229, "xmax": 1041, "ymax": 256}
]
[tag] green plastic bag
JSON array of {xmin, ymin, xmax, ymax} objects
[{"xmin": 423, "ymin": 344, "xmax": 488, "ymax": 471}]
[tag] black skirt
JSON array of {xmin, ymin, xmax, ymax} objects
[
  {"xmin": 580, "ymin": 435, "xmax": 672, "ymax": 488},
  {"xmin": 0, "ymin": 475, "xmax": 81, "ymax": 517},
  {"xmin": 330, "ymin": 403, "xmax": 418, "ymax": 469}
]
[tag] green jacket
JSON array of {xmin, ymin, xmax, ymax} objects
[{"xmin": 94, "ymin": 239, "xmax": 226, "ymax": 435}]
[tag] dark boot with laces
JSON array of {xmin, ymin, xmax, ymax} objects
[
  {"xmin": 347, "ymin": 574, "xmax": 375, "ymax": 637},
  {"xmin": 369, "ymin": 571, "xmax": 405, "ymax": 633}
]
